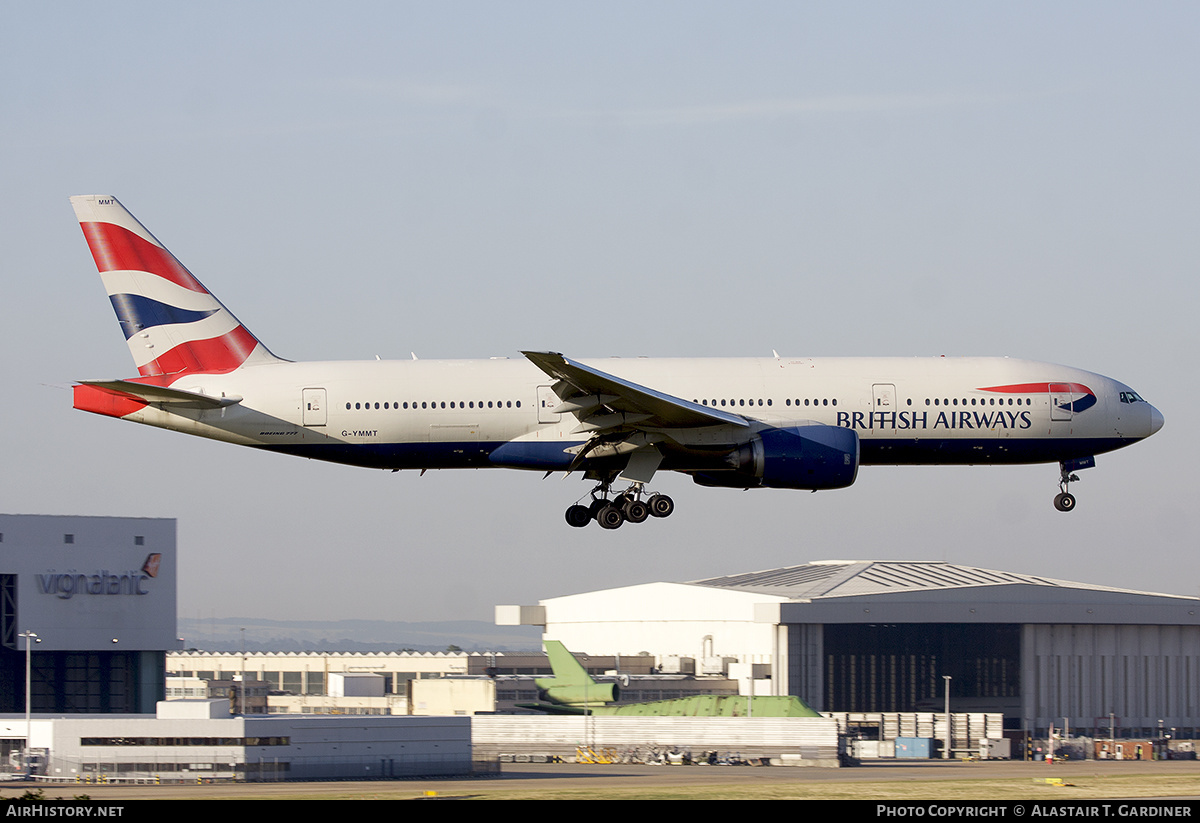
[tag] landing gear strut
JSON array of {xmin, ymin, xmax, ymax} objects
[
  {"xmin": 1054, "ymin": 464, "xmax": 1079, "ymax": 512},
  {"xmin": 564, "ymin": 480, "xmax": 675, "ymax": 529}
]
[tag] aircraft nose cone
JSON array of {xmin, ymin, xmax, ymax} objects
[{"xmin": 1149, "ymin": 405, "xmax": 1164, "ymax": 436}]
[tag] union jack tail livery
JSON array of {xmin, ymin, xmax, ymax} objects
[{"xmin": 70, "ymin": 195, "xmax": 280, "ymax": 380}]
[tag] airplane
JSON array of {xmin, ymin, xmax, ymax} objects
[{"xmin": 68, "ymin": 195, "xmax": 1164, "ymax": 527}]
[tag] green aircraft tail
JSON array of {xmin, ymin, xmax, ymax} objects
[
  {"xmin": 541, "ymin": 640, "xmax": 593, "ymax": 686},
  {"xmin": 530, "ymin": 640, "xmax": 618, "ymax": 709}
]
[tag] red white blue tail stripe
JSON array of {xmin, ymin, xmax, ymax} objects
[{"xmin": 70, "ymin": 195, "xmax": 279, "ymax": 382}]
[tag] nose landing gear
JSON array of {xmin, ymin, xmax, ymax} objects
[{"xmin": 1053, "ymin": 459, "xmax": 1089, "ymax": 512}]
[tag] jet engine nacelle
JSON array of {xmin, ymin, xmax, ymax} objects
[{"xmin": 692, "ymin": 423, "xmax": 859, "ymax": 490}]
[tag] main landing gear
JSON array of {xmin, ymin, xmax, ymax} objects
[
  {"xmin": 564, "ymin": 482, "xmax": 674, "ymax": 529},
  {"xmin": 1054, "ymin": 464, "xmax": 1080, "ymax": 512}
]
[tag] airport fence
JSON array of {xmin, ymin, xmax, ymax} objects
[{"xmin": 473, "ymin": 715, "xmax": 840, "ymax": 766}]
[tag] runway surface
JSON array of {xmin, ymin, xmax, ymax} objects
[{"xmin": 8, "ymin": 758, "xmax": 1200, "ymax": 800}]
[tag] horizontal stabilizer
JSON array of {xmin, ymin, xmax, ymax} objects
[{"xmin": 77, "ymin": 379, "xmax": 242, "ymax": 409}]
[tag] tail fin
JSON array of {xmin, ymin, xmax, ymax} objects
[
  {"xmin": 542, "ymin": 640, "xmax": 597, "ymax": 687},
  {"xmin": 70, "ymin": 195, "xmax": 281, "ymax": 381}
]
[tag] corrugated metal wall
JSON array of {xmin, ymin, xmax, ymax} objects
[
  {"xmin": 472, "ymin": 716, "xmax": 839, "ymax": 762},
  {"xmin": 1023, "ymin": 624, "xmax": 1200, "ymax": 735}
]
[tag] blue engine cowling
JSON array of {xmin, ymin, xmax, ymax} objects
[{"xmin": 691, "ymin": 423, "xmax": 859, "ymax": 490}]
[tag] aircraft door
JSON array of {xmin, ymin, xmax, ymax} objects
[
  {"xmin": 1049, "ymin": 383, "xmax": 1073, "ymax": 422},
  {"xmin": 871, "ymin": 383, "xmax": 897, "ymax": 431},
  {"xmin": 537, "ymin": 385, "xmax": 561, "ymax": 424},
  {"xmin": 302, "ymin": 388, "xmax": 327, "ymax": 427}
]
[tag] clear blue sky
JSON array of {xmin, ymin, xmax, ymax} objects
[{"xmin": 3, "ymin": 2, "xmax": 1196, "ymax": 625}]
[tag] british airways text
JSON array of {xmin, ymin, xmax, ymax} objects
[{"xmin": 836, "ymin": 410, "xmax": 1033, "ymax": 430}]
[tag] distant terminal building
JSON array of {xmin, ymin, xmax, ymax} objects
[
  {"xmin": 498, "ymin": 559, "xmax": 1200, "ymax": 738},
  {"xmin": 165, "ymin": 649, "xmax": 744, "ymax": 715},
  {"xmin": 168, "ymin": 650, "xmax": 470, "ymax": 715},
  {"xmin": 0, "ymin": 514, "xmax": 176, "ymax": 716},
  {"xmin": 169, "ymin": 649, "xmax": 468, "ymax": 694}
]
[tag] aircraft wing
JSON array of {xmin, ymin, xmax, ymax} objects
[
  {"xmin": 77, "ymin": 379, "xmax": 242, "ymax": 409},
  {"xmin": 521, "ymin": 351, "xmax": 748, "ymax": 433}
]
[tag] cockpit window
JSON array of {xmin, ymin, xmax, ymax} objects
[{"xmin": 1120, "ymin": 391, "xmax": 1146, "ymax": 404}]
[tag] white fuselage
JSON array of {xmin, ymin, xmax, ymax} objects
[{"xmin": 110, "ymin": 354, "xmax": 1160, "ymax": 472}]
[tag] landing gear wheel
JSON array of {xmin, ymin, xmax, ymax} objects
[
  {"xmin": 565, "ymin": 505, "xmax": 592, "ymax": 528},
  {"xmin": 623, "ymin": 499, "xmax": 649, "ymax": 523},
  {"xmin": 597, "ymin": 504, "xmax": 625, "ymax": 530},
  {"xmin": 648, "ymin": 494, "xmax": 675, "ymax": 518},
  {"xmin": 1055, "ymin": 461, "xmax": 1083, "ymax": 513}
]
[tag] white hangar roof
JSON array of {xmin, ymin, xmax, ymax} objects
[
  {"xmin": 688, "ymin": 559, "xmax": 1152, "ymax": 599},
  {"xmin": 683, "ymin": 560, "xmax": 1200, "ymax": 627}
]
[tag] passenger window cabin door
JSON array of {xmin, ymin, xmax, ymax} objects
[
  {"xmin": 871, "ymin": 383, "xmax": 897, "ymax": 432},
  {"xmin": 537, "ymin": 385, "xmax": 561, "ymax": 424},
  {"xmin": 1049, "ymin": 383, "xmax": 1073, "ymax": 422},
  {"xmin": 302, "ymin": 388, "xmax": 327, "ymax": 427}
]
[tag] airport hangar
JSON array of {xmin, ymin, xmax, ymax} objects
[
  {"xmin": 0, "ymin": 513, "xmax": 174, "ymax": 716},
  {"xmin": 498, "ymin": 559, "xmax": 1200, "ymax": 738}
]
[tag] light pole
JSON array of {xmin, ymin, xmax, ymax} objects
[
  {"xmin": 19, "ymin": 631, "xmax": 38, "ymax": 777},
  {"xmin": 240, "ymin": 627, "xmax": 246, "ymax": 716},
  {"xmin": 942, "ymin": 675, "xmax": 952, "ymax": 760}
]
